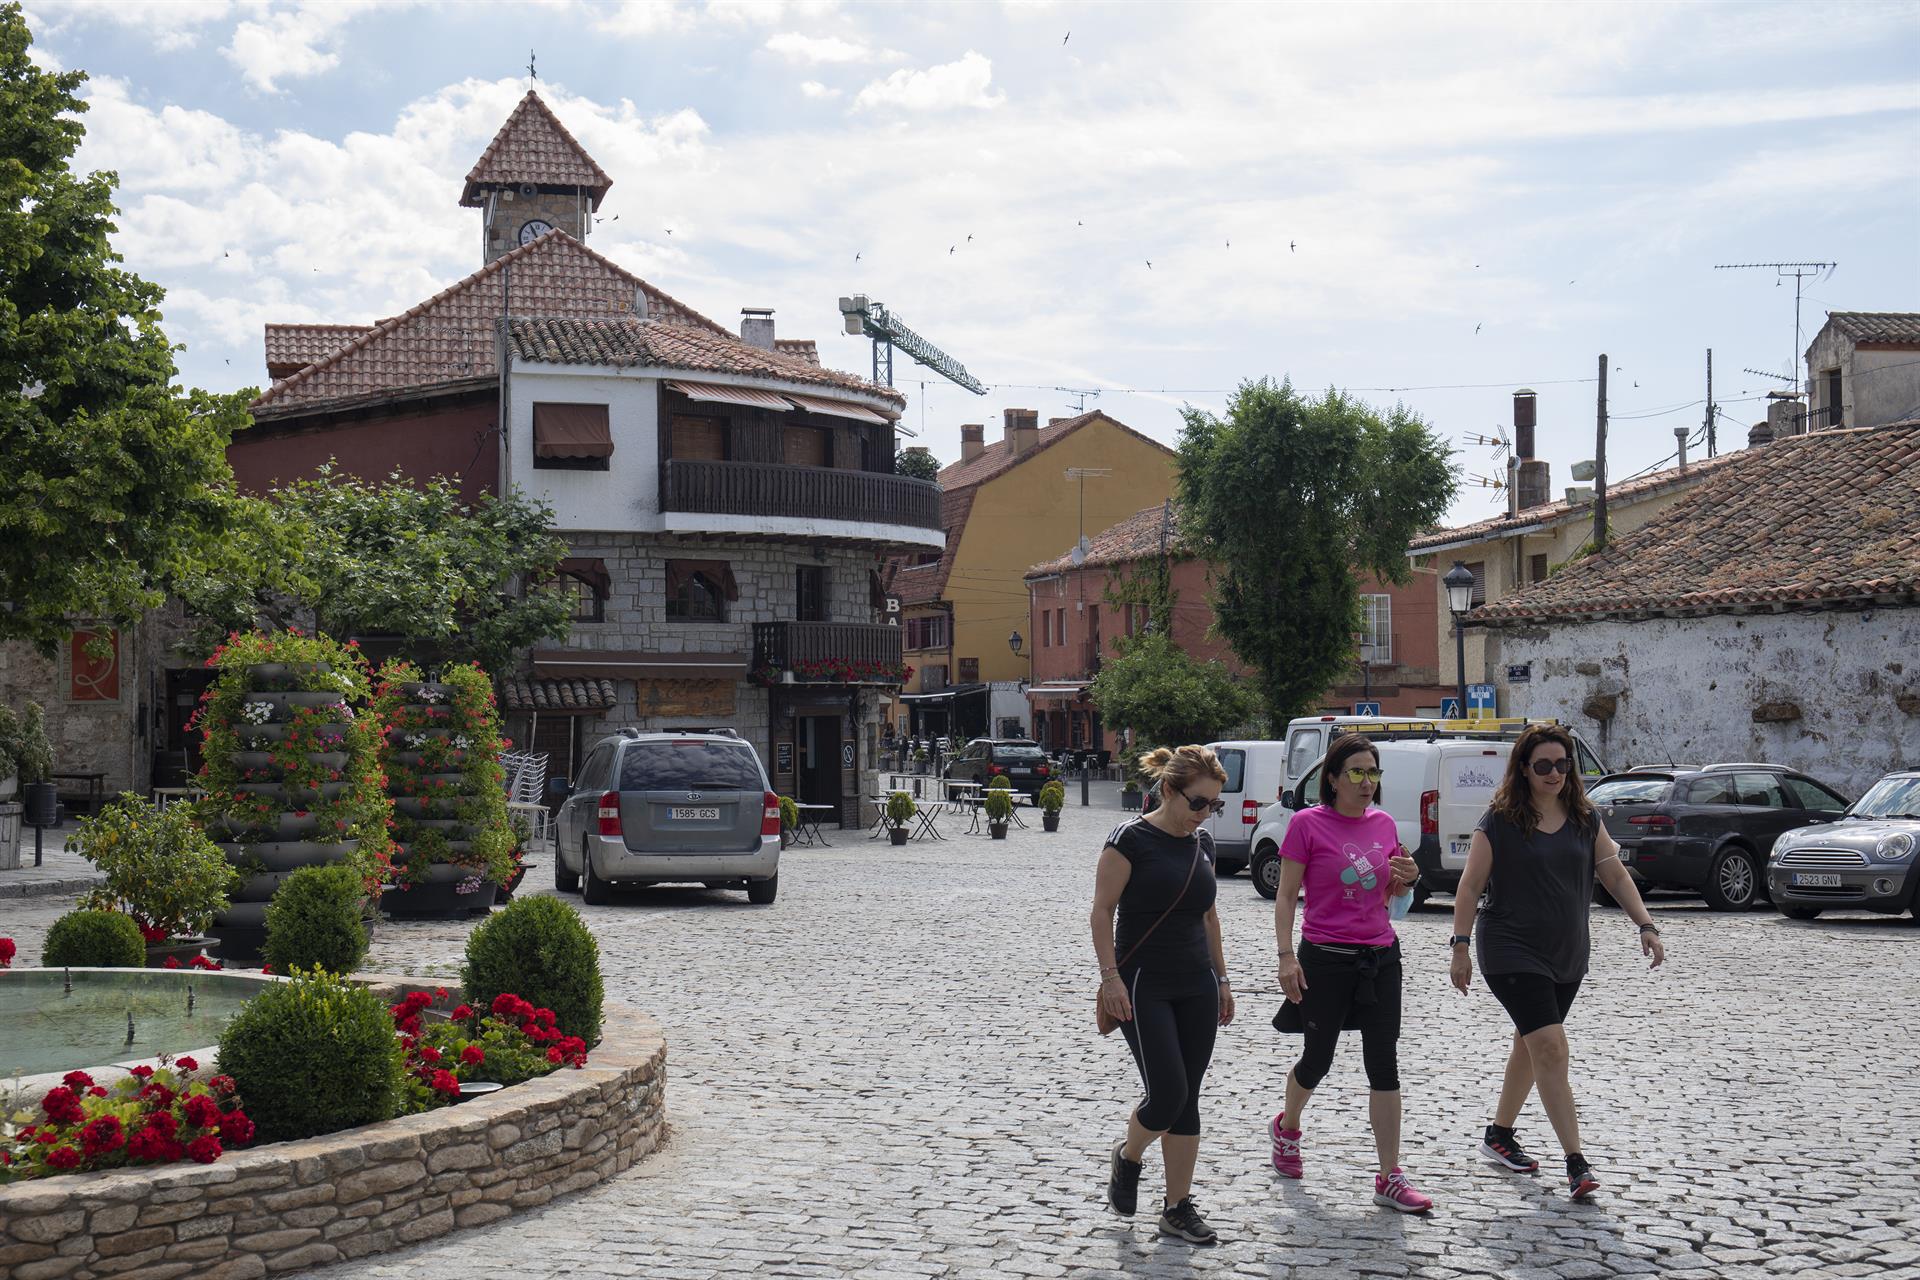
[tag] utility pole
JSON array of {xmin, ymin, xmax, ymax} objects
[
  {"xmin": 1704, "ymin": 348, "xmax": 1716, "ymax": 458},
  {"xmin": 1594, "ymin": 354, "xmax": 1609, "ymax": 552}
]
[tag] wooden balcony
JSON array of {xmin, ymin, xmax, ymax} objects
[
  {"xmin": 661, "ymin": 460, "xmax": 942, "ymax": 536},
  {"xmin": 752, "ymin": 621, "xmax": 907, "ymax": 684}
]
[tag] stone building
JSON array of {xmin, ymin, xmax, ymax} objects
[
  {"xmin": 1804, "ymin": 311, "xmax": 1920, "ymax": 433},
  {"xmin": 1467, "ymin": 420, "xmax": 1920, "ymax": 796}
]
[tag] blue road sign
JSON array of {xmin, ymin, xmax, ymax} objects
[
  {"xmin": 1440, "ymin": 697, "xmax": 1462, "ymax": 719},
  {"xmin": 1352, "ymin": 701, "xmax": 1382, "ymax": 716},
  {"xmin": 1467, "ymin": 683, "xmax": 1497, "ymax": 719}
]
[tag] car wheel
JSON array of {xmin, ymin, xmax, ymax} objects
[
  {"xmin": 1704, "ymin": 846, "xmax": 1759, "ymax": 912},
  {"xmin": 553, "ymin": 839, "xmax": 580, "ymax": 893},
  {"xmin": 1251, "ymin": 845, "xmax": 1281, "ymax": 901},
  {"xmin": 1783, "ymin": 906, "xmax": 1822, "ymax": 921},
  {"xmin": 747, "ymin": 873, "xmax": 778, "ymax": 905},
  {"xmin": 582, "ymin": 840, "xmax": 611, "ymax": 906}
]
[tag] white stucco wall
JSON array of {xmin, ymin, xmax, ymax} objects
[
  {"xmin": 1805, "ymin": 327, "xmax": 1920, "ymax": 432},
  {"xmin": 506, "ymin": 367, "xmax": 662, "ymax": 534},
  {"xmin": 1485, "ymin": 608, "xmax": 1920, "ymax": 798}
]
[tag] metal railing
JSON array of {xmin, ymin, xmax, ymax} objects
[
  {"xmin": 753, "ymin": 621, "xmax": 904, "ymax": 672},
  {"xmin": 662, "ymin": 459, "xmax": 942, "ymax": 530}
]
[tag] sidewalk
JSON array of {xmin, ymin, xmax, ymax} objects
[{"xmin": 0, "ymin": 821, "xmax": 99, "ymax": 899}]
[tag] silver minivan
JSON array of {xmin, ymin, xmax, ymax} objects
[{"xmin": 553, "ymin": 729, "xmax": 782, "ymax": 906}]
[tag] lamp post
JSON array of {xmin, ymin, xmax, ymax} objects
[
  {"xmin": 1008, "ymin": 630, "xmax": 1027, "ymax": 739},
  {"xmin": 1358, "ymin": 638, "xmax": 1374, "ymax": 704},
  {"xmin": 1443, "ymin": 561, "xmax": 1476, "ymax": 717}
]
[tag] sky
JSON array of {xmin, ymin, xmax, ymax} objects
[{"xmin": 24, "ymin": 0, "xmax": 1920, "ymax": 527}]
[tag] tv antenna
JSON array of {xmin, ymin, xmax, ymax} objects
[
  {"xmin": 1064, "ymin": 467, "xmax": 1112, "ymax": 565},
  {"xmin": 1464, "ymin": 424, "xmax": 1511, "ymax": 460},
  {"xmin": 1742, "ymin": 368, "xmax": 1796, "ymax": 384},
  {"xmin": 1465, "ymin": 472, "xmax": 1508, "ymax": 492},
  {"xmin": 1713, "ymin": 261, "xmax": 1836, "ymax": 399},
  {"xmin": 1057, "ymin": 387, "xmax": 1102, "ymax": 413},
  {"xmin": 837, "ymin": 295, "xmax": 986, "ymax": 395}
]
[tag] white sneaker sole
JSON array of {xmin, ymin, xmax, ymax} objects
[
  {"xmin": 1157, "ymin": 1222, "xmax": 1219, "ymax": 1245},
  {"xmin": 1479, "ymin": 1141, "xmax": 1539, "ymax": 1173}
]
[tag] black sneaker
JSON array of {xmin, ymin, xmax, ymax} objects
[
  {"xmin": 1566, "ymin": 1153, "xmax": 1600, "ymax": 1201},
  {"xmin": 1481, "ymin": 1123, "xmax": 1539, "ymax": 1173},
  {"xmin": 1157, "ymin": 1197, "xmax": 1218, "ymax": 1246},
  {"xmin": 1107, "ymin": 1140, "xmax": 1142, "ymax": 1217}
]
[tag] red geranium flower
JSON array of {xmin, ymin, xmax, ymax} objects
[
  {"xmin": 62, "ymin": 1070, "xmax": 95, "ymax": 1091},
  {"xmin": 140, "ymin": 1083, "xmax": 177, "ymax": 1109},
  {"xmin": 547, "ymin": 1046, "xmax": 564, "ymax": 1064},
  {"xmin": 183, "ymin": 1094, "xmax": 221, "ymax": 1129},
  {"xmin": 45, "ymin": 1146, "xmax": 81, "ymax": 1170},
  {"xmin": 0, "ymin": 937, "xmax": 15, "ymax": 967},
  {"xmin": 460, "ymin": 1045, "xmax": 484, "ymax": 1066},
  {"xmin": 218, "ymin": 1110, "xmax": 255, "ymax": 1145},
  {"xmin": 419, "ymin": 1046, "xmax": 441, "ymax": 1064},
  {"xmin": 163, "ymin": 955, "xmax": 182, "ymax": 970},
  {"xmin": 187, "ymin": 1135, "xmax": 223, "ymax": 1164},
  {"xmin": 430, "ymin": 1069, "xmax": 459, "ymax": 1097},
  {"xmin": 88, "ymin": 1086, "xmax": 108, "ymax": 1098},
  {"xmin": 144, "ymin": 1111, "xmax": 179, "ymax": 1138},
  {"xmin": 451, "ymin": 1004, "xmax": 474, "ymax": 1020},
  {"xmin": 129, "ymin": 1065, "xmax": 155, "ymax": 1080},
  {"xmin": 40, "ymin": 1087, "xmax": 85, "ymax": 1125},
  {"xmin": 209, "ymin": 1075, "xmax": 237, "ymax": 1096},
  {"xmin": 176, "ymin": 1056, "xmax": 199, "ymax": 1072},
  {"xmin": 80, "ymin": 1116, "xmax": 125, "ymax": 1158}
]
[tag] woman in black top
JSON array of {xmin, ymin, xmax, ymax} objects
[
  {"xmin": 1450, "ymin": 724, "xmax": 1667, "ymax": 1200},
  {"xmin": 1091, "ymin": 745, "xmax": 1234, "ymax": 1245}
]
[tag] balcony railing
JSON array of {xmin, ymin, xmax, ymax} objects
[
  {"xmin": 752, "ymin": 621, "xmax": 907, "ymax": 684},
  {"xmin": 663, "ymin": 460, "xmax": 941, "ymax": 531}
]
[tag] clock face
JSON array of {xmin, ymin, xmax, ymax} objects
[{"xmin": 518, "ymin": 219, "xmax": 555, "ymax": 246}]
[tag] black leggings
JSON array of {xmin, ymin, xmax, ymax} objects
[
  {"xmin": 1118, "ymin": 966, "xmax": 1219, "ymax": 1137},
  {"xmin": 1290, "ymin": 940, "xmax": 1402, "ymax": 1092}
]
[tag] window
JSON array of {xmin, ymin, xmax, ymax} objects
[
  {"xmin": 958, "ymin": 657, "xmax": 979, "ymax": 683},
  {"xmin": 922, "ymin": 664, "xmax": 948, "ymax": 692},
  {"xmin": 1529, "ymin": 554, "xmax": 1550, "ymax": 584},
  {"xmin": 904, "ymin": 615, "xmax": 948, "ymax": 651},
  {"xmin": 1732, "ymin": 773, "xmax": 1787, "ymax": 808},
  {"xmin": 783, "ymin": 425, "xmax": 831, "ymax": 468},
  {"xmin": 1587, "ymin": 777, "xmax": 1672, "ymax": 804},
  {"xmin": 532, "ymin": 402, "xmax": 612, "ymax": 471},
  {"xmin": 1688, "ymin": 776, "xmax": 1738, "ymax": 806},
  {"xmin": 1040, "ymin": 615, "xmax": 1050, "ymax": 647},
  {"xmin": 796, "ymin": 565, "xmax": 828, "ymax": 622},
  {"xmin": 619, "ymin": 743, "xmax": 764, "ymax": 792},
  {"xmin": 575, "ymin": 745, "xmax": 616, "ymax": 791},
  {"xmin": 1360, "ymin": 594, "xmax": 1392, "ymax": 663},
  {"xmin": 1056, "ymin": 607, "xmax": 1067, "ymax": 646},
  {"xmin": 1286, "ymin": 728, "xmax": 1323, "ymax": 782},
  {"xmin": 666, "ymin": 559, "xmax": 736, "ymax": 623},
  {"xmin": 1824, "ymin": 367, "xmax": 1843, "ymax": 428},
  {"xmin": 1465, "ymin": 561, "xmax": 1487, "ymax": 607},
  {"xmin": 669, "ymin": 413, "xmax": 728, "ymax": 461},
  {"xmin": 1784, "ymin": 776, "xmax": 1848, "ymax": 813},
  {"xmin": 565, "ymin": 574, "xmax": 603, "ymax": 622},
  {"xmin": 1215, "ymin": 748, "xmax": 1246, "ymax": 795}
]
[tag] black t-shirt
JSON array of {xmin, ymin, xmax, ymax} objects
[
  {"xmin": 1474, "ymin": 809, "xmax": 1596, "ymax": 982},
  {"xmin": 1109, "ymin": 818, "xmax": 1216, "ymax": 974}
]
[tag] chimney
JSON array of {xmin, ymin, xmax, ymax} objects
[
  {"xmin": 960, "ymin": 423, "xmax": 985, "ymax": 462},
  {"xmin": 1749, "ymin": 419, "xmax": 1775, "ymax": 448},
  {"xmin": 1003, "ymin": 408, "xmax": 1039, "ymax": 456},
  {"xmin": 1766, "ymin": 390, "xmax": 1804, "ymax": 439},
  {"xmin": 739, "ymin": 307, "xmax": 775, "ymax": 350},
  {"xmin": 1674, "ymin": 426, "xmax": 1689, "ymax": 474},
  {"xmin": 1513, "ymin": 389, "xmax": 1551, "ymax": 511}
]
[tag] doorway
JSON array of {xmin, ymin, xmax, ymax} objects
[{"xmin": 798, "ymin": 714, "xmax": 842, "ymax": 817}]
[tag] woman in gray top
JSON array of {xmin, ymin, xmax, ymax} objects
[{"xmin": 1449, "ymin": 724, "xmax": 1667, "ymax": 1200}]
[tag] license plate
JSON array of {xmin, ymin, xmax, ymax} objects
[
  {"xmin": 1010, "ymin": 768, "xmax": 1032, "ymax": 775},
  {"xmin": 1450, "ymin": 840, "xmax": 1470, "ymax": 858},
  {"xmin": 1790, "ymin": 872, "xmax": 1841, "ymax": 888},
  {"xmin": 668, "ymin": 807, "xmax": 719, "ymax": 821}
]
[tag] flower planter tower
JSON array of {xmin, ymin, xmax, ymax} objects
[
  {"xmin": 195, "ymin": 632, "xmax": 392, "ymax": 966},
  {"xmin": 376, "ymin": 662, "xmax": 516, "ymax": 918}
]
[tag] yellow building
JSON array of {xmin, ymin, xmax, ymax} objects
[{"xmin": 888, "ymin": 409, "xmax": 1174, "ymax": 744}]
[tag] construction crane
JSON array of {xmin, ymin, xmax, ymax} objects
[{"xmin": 838, "ymin": 295, "xmax": 987, "ymax": 395}]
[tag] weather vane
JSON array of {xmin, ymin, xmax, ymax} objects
[{"xmin": 528, "ymin": 50, "xmax": 536, "ymax": 81}]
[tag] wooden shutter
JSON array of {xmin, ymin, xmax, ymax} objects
[
  {"xmin": 783, "ymin": 425, "xmax": 830, "ymax": 468},
  {"xmin": 670, "ymin": 414, "xmax": 728, "ymax": 461}
]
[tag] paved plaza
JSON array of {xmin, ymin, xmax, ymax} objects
[{"xmin": 5, "ymin": 788, "xmax": 1917, "ymax": 1279}]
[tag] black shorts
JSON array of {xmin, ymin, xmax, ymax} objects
[{"xmin": 1487, "ymin": 972, "xmax": 1582, "ymax": 1036}]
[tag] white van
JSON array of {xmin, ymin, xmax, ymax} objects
[
  {"xmin": 1247, "ymin": 737, "xmax": 1513, "ymax": 903},
  {"xmin": 1277, "ymin": 715, "xmax": 1606, "ymax": 802},
  {"xmin": 1195, "ymin": 740, "xmax": 1291, "ymax": 877}
]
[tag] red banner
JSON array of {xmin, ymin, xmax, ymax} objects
[{"xmin": 70, "ymin": 628, "xmax": 120, "ymax": 702}]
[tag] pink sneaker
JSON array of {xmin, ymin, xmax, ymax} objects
[
  {"xmin": 1373, "ymin": 1167, "xmax": 1433, "ymax": 1214},
  {"xmin": 1269, "ymin": 1113, "xmax": 1303, "ymax": 1179}
]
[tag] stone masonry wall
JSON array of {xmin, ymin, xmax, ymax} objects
[{"xmin": 0, "ymin": 998, "xmax": 666, "ymax": 1280}]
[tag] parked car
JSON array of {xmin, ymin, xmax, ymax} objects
[
  {"xmin": 1249, "ymin": 737, "xmax": 1512, "ymax": 902},
  {"xmin": 1588, "ymin": 764, "xmax": 1851, "ymax": 911},
  {"xmin": 552, "ymin": 728, "xmax": 782, "ymax": 906},
  {"xmin": 1766, "ymin": 770, "xmax": 1920, "ymax": 920},
  {"xmin": 943, "ymin": 738, "xmax": 1054, "ymax": 799},
  {"xmin": 1276, "ymin": 714, "xmax": 1607, "ymax": 804}
]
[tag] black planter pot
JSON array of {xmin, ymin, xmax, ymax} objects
[
  {"xmin": 1121, "ymin": 790, "xmax": 1143, "ymax": 812},
  {"xmin": 22, "ymin": 781, "xmax": 58, "ymax": 828},
  {"xmin": 218, "ymin": 838, "xmax": 359, "ymax": 873},
  {"xmin": 244, "ymin": 662, "xmax": 332, "ymax": 687},
  {"xmin": 387, "ymin": 750, "xmax": 470, "ymax": 770},
  {"xmin": 235, "ymin": 722, "xmax": 352, "ymax": 749},
  {"xmin": 383, "ymin": 863, "xmax": 496, "ymax": 918},
  {"xmin": 988, "ymin": 822, "xmax": 1010, "ymax": 840},
  {"xmin": 1042, "ymin": 811, "xmax": 1062, "ymax": 832},
  {"xmin": 889, "ymin": 828, "xmax": 909, "ymax": 846},
  {"xmin": 394, "ymin": 795, "xmax": 471, "ymax": 819},
  {"xmin": 232, "ymin": 751, "xmax": 350, "ymax": 773},
  {"xmin": 236, "ymin": 781, "xmax": 349, "ymax": 803}
]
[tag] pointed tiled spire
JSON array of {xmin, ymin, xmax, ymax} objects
[{"xmin": 460, "ymin": 91, "xmax": 612, "ymax": 209}]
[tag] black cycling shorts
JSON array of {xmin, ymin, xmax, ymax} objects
[{"xmin": 1487, "ymin": 971, "xmax": 1582, "ymax": 1036}]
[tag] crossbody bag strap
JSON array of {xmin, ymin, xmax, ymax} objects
[{"xmin": 1115, "ymin": 838, "xmax": 1204, "ymax": 970}]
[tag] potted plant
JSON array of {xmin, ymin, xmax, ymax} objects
[
  {"xmin": 778, "ymin": 795, "xmax": 800, "ymax": 848},
  {"xmin": 71, "ymin": 792, "xmax": 237, "ymax": 966},
  {"xmin": 15, "ymin": 702, "xmax": 57, "ymax": 828},
  {"xmin": 983, "ymin": 783, "xmax": 1014, "ymax": 839},
  {"xmin": 1038, "ymin": 778, "xmax": 1067, "ymax": 832},
  {"xmin": 1120, "ymin": 778, "xmax": 1143, "ymax": 812},
  {"xmin": 884, "ymin": 790, "xmax": 916, "ymax": 846}
]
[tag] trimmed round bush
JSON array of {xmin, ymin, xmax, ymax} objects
[
  {"xmin": 215, "ymin": 966, "xmax": 402, "ymax": 1143},
  {"xmin": 41, "ymin": 909, "xmax": 146, "ymax": 967},
  {"xmin": 264, "ymin": 863, "xmax": 369, "ymax": 975},
  {"xmin": 462, "ymin": 895, "xmax": 604, "ymax": 1046}
]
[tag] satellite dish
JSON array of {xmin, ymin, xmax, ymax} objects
[
  {"xmin": 1571, "ymin": 460, "xmax": 1597, "ymax": 482},
  {"xmin": 1070, "ymin": 545, "xmax": 1087, "ymax": 566}
]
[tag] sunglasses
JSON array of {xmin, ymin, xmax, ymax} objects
[
  {"xmin": 1175, "ymin": 787, "xmax": 1226, "ymax": 816},
  {"xmin": 1343, "ymin": 767, "xmax": 1383, "ymax": 784},
  {"xmin": 1529, "ymin": 758, "xmax": 1574, "ymax": 777}
]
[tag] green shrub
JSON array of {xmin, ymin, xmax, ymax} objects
[
  {"xmin": 42, "ymin": 909, "xmax": 146, "ymax": 967},
  {"xmin": 778, "ymin": 795, "xmax": 799, "ymax": 831},
  {"xmin": 1038, "ymin": 778, "xmax": 1067, "ymax": 813},
  {"xmin": 987, "ymin": 774, "xmax": 1013, "ymax": 790},
  {"xmin": 215, "ymin": 966, "xmax": 402, "ymax": 1143},
  {"xmin": 74, "ymin": 793, "xmax": 236, "ymax": 939},
  {"xmin": 264, "ymin": 864, "xmax": 369, "ymax": 974},
  {"xmin": 462, "ymin": 896, "xmax": 603, "ymax": 1046},
  {"xmin": 885, "ymin": 790, "xmax": 916, "ymax": 827},
  {"xmin": 984, "ymin": 788, "xmax": 1014, "ymax": 822}
]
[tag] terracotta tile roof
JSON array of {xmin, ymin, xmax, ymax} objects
[
  {"xmin": 774, "ymin": 338, "xmax": 819, "ymax": 366},
  {"xmin": 1408, "ymin": 449, "xmax": 1744, "ymax": 554},
  {"xmin": 506, "ymin": 316, "xmax": 905, "ymax": 408},
  {"xmin": 1026, "ymin": 501, "xmax": 1180, "ymax": 577},
  {"xmin": 501, "ymin": 677, "xmax": 619, "ymax": 713},
  {"xmin": 1824, "ymin": 312, "xmax": 1920, "ymax": 346},
  {"xmin": 934, "ymin": 410, "xmax": 1172, "ymax": 493},
  {"xmin": 1473, "ymin": 423, "xmax": 1920, "ymax": 623},
  {"xmin": 888, "ymin": 488, "xmax": 975, "ymax": 607},
  {"xmin": 263, "ymin": 322, "xmax": 372, "ymax": 376},
  {"xmin": 461, "ymin": 92, "xmax": 612, "ymax": 209},
  {"xmin": 251, "ymin": 231, "xmax": 730, "ymax": 413}
]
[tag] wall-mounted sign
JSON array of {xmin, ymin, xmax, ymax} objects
[
  {"xmin": 776, "ymin": 742, "xmax": 794, "ymax": 775},
  {"xmin": 1507, "ymin": 663, "xmax": 1532, "ymax": 684},
  {"xmin": 841, "ymin": 742, "xmax": 855, "ymax": 770},
  {"xmin": 69, "ymin": 628, "xmax": 120, "ymax": 702},
  {"xmin": 1467, "ymin": 682, "xmax": 1498, "ymax": 720}
]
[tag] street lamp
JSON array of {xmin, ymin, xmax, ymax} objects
[
  {"xmin": 1443, "ymin": 561, "xmax": 1476, "ymax": 717},
  {"xmin": 1358, "ymin": 638, "xmax": 1374, "ymax": 703},
  {"xmin": 1007, "ymin": 630, "xmax": 1023, "ymax": 656}
]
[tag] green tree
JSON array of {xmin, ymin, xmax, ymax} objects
[
  {"xmin": 894, "ymin": 445, "xmax": 940, "ymax": 482},
  {"xmin": 0, "ymin": 5, "xmax": 256, "ymax": 654},
  {"xmin": 1176, "ymin": 379, "xmax": 1456, "ymax": 722},
  {"xmin": 1089, "ymin": 631, "xmax": 1260, "ymax": 751}
]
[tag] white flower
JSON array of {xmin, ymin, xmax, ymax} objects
[
  {"xmin": 240, "ymin": 702, "xmax": 275, "ymax": 725},
  {"xmin": 451, "ymin": 735, "xmax": 472, "ymax": 750}
]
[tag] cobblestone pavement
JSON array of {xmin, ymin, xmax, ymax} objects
[{"xmin": 7, "ymin": 791, "xmax": 1918, "ymax": 1278}]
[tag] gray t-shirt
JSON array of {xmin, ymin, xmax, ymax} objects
[{"xmin": 1473, "ymin": 808, "xmax": 1596, "ymax": 983}]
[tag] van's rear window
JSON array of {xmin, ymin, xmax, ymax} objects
[
  {"xmin": 1216, "ymin": 749, "xmax": 1245, "ymax": 794},
  {"xmin": 620, "ymin": 744, "xmax": 763, "ymax": 791}
]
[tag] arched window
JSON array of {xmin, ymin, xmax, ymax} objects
[{"xmin": 665, "ymin": 559, "xmax": 737, "ymax": 623}]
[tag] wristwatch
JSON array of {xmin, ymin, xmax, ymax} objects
[
  {"xmin": 1638, "ymin": 923, "xmax": 1661, "ymax": 936},
  {"xmin": 1448, "ymin": 934, "xmax": 1472, "ymax": 947}
]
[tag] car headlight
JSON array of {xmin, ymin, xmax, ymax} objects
[{"xmin": 1876, "ymin": 832, "xmax": 1916, "ymax": 861}]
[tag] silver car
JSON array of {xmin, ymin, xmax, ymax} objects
[
  {"xmin": 1766, "ymin": 770, "xmax": 1920, "ymax": 920},
  {"xmin": 553, "ymin": 729, "xmax": 782, "ymax": 906}
]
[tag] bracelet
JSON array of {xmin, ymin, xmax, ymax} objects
[
  {"xmin": 1276, "ymin": 950, "xmax": 1294, "ymax": 959},
  {"xmin": 1216, "ymin": 975, "xmax": 1231, "ymax": 987},
  {"xmin": 1637, "ymin": 923, "xmax": 1660, "ymax": 936}
]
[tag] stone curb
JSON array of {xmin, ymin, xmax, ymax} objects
[
  {"xmin": 0, "ymin": 988, "xmax": 667, "ymax": 1280},
  {"xmin": 0, "ymin": 874, "xmax": 104, "ymax": 900}
]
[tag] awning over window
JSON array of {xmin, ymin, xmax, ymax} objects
[
  {"xmin": 1026, "ymin": 684, "xmax": 1090, "ymax": 699},
  {"xmin": 899, "ymin": 683, "xmax": 988, "ymax": 704},
  {"xmin": 502, "ymin": 678, "xmax": 619, "ymax": 715},
  {"xmin": 532, "ymin": 649, "xmax": 750, "ymax": 680},
  {"xmin": 533, "ymin": 402, "xmax": 613, "ymax": 459},
  {"xmin": 667, "ymin": 381, "xmax": 792, "ymax": 411},
  {"xmin": 557, "ymin": 556, "xmax": 610, "ymax": 597},
  {"xmin": 786, "ymin": 393, "xmax": 890, "ymax": 425},
  {"xmin": 665, "ymin": 558, "xmax": 740, "ymax": 602}
]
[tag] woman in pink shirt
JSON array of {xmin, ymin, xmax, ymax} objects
[{"xmin": 1268, "ymin": 734, "xmax": 1431, "ymax": 1212}]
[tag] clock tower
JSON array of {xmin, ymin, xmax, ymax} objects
[{"xmin": 462, "ymin": 91, "xmax": 613, "ymax": 264}]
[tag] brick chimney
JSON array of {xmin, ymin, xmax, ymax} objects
[
  {"xmin": 1513, "ymin": 389, "xmax": 1551, "ymax": 510},
  {"xmin": 1766, "ymin": 391, "xmax": 1805, "ymax": 439},
  {"xmin": 1748, "ymin": 418, "xmax": 1775, "ymax": 447},
  {"xmin": 739, "ymin": 308, "xmax": 775, "ymax": 350},
  {"xmin": 960, "ymin": 423, "xmax": 985, "ymax": 462},
  {"xmin": 1003, "ymin": 408, "xmax": 1039, "ymax": 456}
]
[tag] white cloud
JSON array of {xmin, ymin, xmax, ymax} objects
[
  {"xmin": 706, "ymin": 0, "xmax": 840, "ymax": 24},
  {"xmin": 221, "ymin": 1, "xmax": 390, "ymax": 94},
  {"xmin": 799, "ymin": 80, "xmax": 840, "ymax": 100},
  {"xmin": 26, "ymin": 0, "xmax": 236, "ymax": 52},
  {"xmin": 853, "ymin": 51, "xmax": 1003, "ymax": 113},
  {"xmin": 77, "ymin": 77, "xmax": 256, "ymax": 192},
  {"xmin": 590, "ymin": 0, "xmax": 694, "ymax": 36},
  {"xmin": 764, "ymin": 31, "xmax": 890, "ymax": 65}
]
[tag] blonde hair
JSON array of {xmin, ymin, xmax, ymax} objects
[{"xmin": 1137, "ymin": 744, "xmax": 1229, "ymax": 793}]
